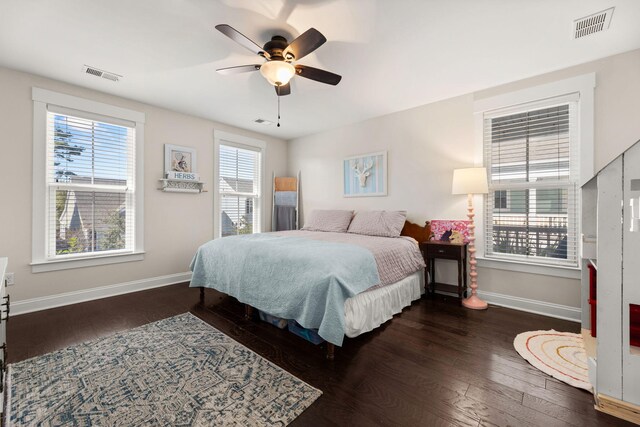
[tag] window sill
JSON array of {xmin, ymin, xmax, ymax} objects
[
  {"xmin": 31, "ymin": 251, "xmax": 145, "ymax": 273},
  {"xmin": 476, "ymin": 256, "xmax": 581, "ymax": 279}
]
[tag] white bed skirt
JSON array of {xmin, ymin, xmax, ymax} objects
[{"xmin": 344, "ymin": 269, "xmax": 425, "ymax": 338}]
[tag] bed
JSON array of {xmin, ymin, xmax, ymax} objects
[{"xmin": 191, "ymin": 219, "xmax": 430, "ymax": 359}]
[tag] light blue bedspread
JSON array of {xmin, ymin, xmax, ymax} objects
[{"xmin": 189, "ymin": 233, "xmax": 380, "ymax": 346}]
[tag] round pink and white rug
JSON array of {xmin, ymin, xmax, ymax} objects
[{"xmin": 513, "ymin": 330, "xmax": 592, "ymax": 392}]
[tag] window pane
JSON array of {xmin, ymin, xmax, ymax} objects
[
  {"xmin": 55, "ymin": 190, "xmax": 127, "ymax": 255},
  {"xmin": 219, "ymin": 145, "xmax": 258, "ymax": 194},
  {"xmin": 221, "ymin": 195, "xmax": 254, "ymax": 237},
  {"xmin": 218, "ymin": 143, "xmax": 261, "ymax": 236},
  {"xmin": 490, "ymin": 187, "xmax": 570, "ymax": 260},
  {"xmin": 489, "ymin": 105, "xmax": 570, "ymax": 185},
  {"xmin": 50, "ymin": 114, "xmax": 131, "ymax": 184}
]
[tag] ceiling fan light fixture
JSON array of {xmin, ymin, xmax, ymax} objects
[{"xmin": 260, "ymin": 61, "xmax": 295, "ymax": 86}]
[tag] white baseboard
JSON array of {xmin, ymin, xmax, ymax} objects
[
  {"xmin": 477, "ymin": 290, "xmax": 581, "ymax": 322},
  {"xmin": 12, "ymin": 273, "xmax": 581, "ymax": 323},
  {"xmin": 11, "ymin": 272, "xmax": 192, "ymax": 316}
]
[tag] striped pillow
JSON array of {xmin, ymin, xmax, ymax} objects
[
  {"xmin": 347, "ymin": 210, "xmax": 407, "ymax": 237},
  {"xmin": 301, "ymin": 210, "xmax": 354, "ymax": 233}
]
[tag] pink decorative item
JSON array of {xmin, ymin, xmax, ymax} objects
[{"xmin": 430, "ymin": 220, "xmax": 471, "ymax": 243}]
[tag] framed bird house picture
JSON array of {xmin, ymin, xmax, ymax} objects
[{"xmin": 343, "ymin": 151, "xmax": 387, "ymax": 197}]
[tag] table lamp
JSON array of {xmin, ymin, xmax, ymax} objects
[{"xmin": 452, "ymin": 167, "xmax": 489, "ymax": 310}]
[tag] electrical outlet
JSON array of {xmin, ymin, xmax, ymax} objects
[{"xmin": 5, "ymin": 273, "xmax": 14, "ymax": 286}]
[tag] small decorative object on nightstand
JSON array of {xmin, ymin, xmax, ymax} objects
[
  {"xmin": 452, "ymin": 167, "xmax": 489, "ymax": 310},
  {"xmin": 420, "ymin": 241, "xmax": 468, "ymax": 302}
]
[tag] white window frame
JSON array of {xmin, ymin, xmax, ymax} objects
[
  {"xmin": 473, "ymin": 74, "xmax": 595, "ymax": 279},
  {"xmin": 31, "ymin": 88, "xmax": 145, "ymax": 273},
  {"xmin": 213, "ymin": 130, "xmax": 266, "ymax": 239}
]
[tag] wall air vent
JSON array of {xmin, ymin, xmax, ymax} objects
[
  {"xmin": 82, "ymin": 65, "xmax": 122, "ymax": 82},
  {"xmin": 573, "ymin": 7, "xmax": 614, "ymax": 39}
]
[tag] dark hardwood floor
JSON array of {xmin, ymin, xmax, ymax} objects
[{"xmin": 8, "ymin": 283, "xmax": 631, "ymax": 426}]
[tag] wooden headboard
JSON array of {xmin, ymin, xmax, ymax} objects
[{"xmin": 401, "ymin": 220, "xmax": 431, "ymax": 243}]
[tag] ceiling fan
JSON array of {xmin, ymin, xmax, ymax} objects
[{"xmin": 215, "ymin": 24, "xmax": 342, "ymax": 97}]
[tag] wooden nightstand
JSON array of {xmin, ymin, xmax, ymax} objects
[{"xmin": 420, "ymin": 241, "xmax": 468, "ymax": 302}]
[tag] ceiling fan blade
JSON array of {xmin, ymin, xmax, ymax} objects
[
  {"xmin": 275, "ymin": 83, "xmax": 291, "ymax": 96},
  {"xmin": 215, "ymin": 24, "xmax": 269, "ymax": 58},
  {"xmin": 283, "ymin": 28, "xmax": 326, "ymax": 61},
  {"xmin": 216, "ymin": 64, "xmax": 261, "ymax": 75},
  {"xmin": 295, "ymin": 65, "xmax": 341, "ymax": 85}
]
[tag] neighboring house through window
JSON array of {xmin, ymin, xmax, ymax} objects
[
  {"xmin": 214, "ymin": 131, "xmax": 265, "ymax": 238},
  {"xmin": 32, "ymin": 88, "xmax": 145, "ymax": 272}
]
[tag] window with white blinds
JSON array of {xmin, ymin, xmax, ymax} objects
[
  {"xmin": 218, "ymin": 143, "xmax": 262, "ymax": 237},
  {"xmin": 483, "ymin": 95, "xmax": 579, "ymax": 267},
  {"xmin": 46, "ymin": 109, "xmax": 136, "ymax": 258}
]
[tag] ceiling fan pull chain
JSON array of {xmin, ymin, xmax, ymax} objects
[{"xmin": 277, "ymin": 88, "xmax": 281, "ymax": 127}]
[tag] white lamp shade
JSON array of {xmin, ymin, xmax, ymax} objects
[
  {"xmin": 452, "ymin": 167, "xmax": 488, "ymax": 195},
  {"xmin": 260, "ymin": 61, "xmax": 295, "ymax": 86}
]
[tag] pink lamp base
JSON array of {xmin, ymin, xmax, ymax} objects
[{"xmin": 462, "ymin": 294, "xmax": 488, "ymax": 310}]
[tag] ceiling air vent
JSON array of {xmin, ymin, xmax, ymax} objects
[
  {"xmin": 253, "ymin": 118, "xmax": 273, "ymax": 126},
  {"xmin": 573, "ymin": 7, "xmax": 614, "ymax": 39},
  {"xmin": 82, "ymin": 65, "xmax": 122, "ymax": 82}
]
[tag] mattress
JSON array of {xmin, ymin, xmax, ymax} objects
[{"xmin": 344, "ymin": 269, "xmax": 424, "ymax": 337}]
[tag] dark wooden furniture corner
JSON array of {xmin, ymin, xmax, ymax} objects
[{"xmin": 420, "ymin": 240, "xmax": 468, "ymax": 303}]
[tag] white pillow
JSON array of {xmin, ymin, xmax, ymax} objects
[
  {"xmin": 347, "ymin": 210, "xmax": 407, "ymax": 237},
  {"xmin": 301, "ymin": 210, "xmax": 354, "ymax": 233}
]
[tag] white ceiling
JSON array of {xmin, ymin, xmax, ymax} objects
[{"xmin": 1, "ymin": 0, "xmax": 639, "ymax": 140}]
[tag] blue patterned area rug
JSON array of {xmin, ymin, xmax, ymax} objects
[{"xmin": 7, "ymin": 313, "xmax": 322, "ymax": 426}]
